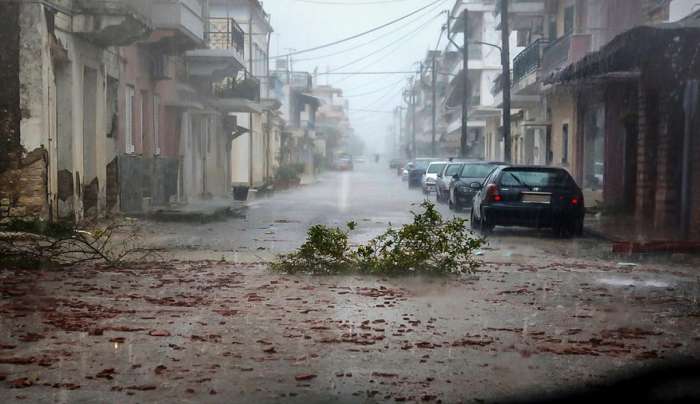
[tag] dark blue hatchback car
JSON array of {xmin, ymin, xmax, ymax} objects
[{"xmin": 469, "ymin": 166, "xmax": 585, "ymax": 237}]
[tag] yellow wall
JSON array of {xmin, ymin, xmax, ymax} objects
[{"xmin": 548, "ymin": 88, "xmax": 578, "ymax": 178}]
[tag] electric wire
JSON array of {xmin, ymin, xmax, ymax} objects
[{"xmin": 269, "ymin": 0, "xmax": 445, "ymax": 60}]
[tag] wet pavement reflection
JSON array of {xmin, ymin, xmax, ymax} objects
[{"xmin": 1, "ymin": 162, "xmax": 699, "ymax": 403}]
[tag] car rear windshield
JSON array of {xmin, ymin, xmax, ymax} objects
[
  {"xmin": 499, "ymin": 169, "xmax": 575, "ymax": 188},
  {"xmin": 427, "ymin": 163, "xmax": 446, "ymax": 174},
  {"xmin": 460, "ymin": 164, "xmax": 496, "ymax": 178},
  {"xmin": 413, "ymin": 160, "xmax": 431, "ymax": 170}
]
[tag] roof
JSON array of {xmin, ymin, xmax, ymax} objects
[{"xmin": 550, "ymin": 12, "xmax": 700, "ymax": 84}]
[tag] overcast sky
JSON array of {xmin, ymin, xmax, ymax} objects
[{"xmin": 262, "ymin": 0, "xmax": 450, "ymax": 154}]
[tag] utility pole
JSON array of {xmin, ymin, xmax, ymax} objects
[
  {"xmin": 431, "ymin": 53, "xmax": 437, "ymax": 157},
  {"xmin": 460, "ymin": 9, "xmax": 470, "ymax": 158},
  {"xmin": 501, "ymin": 0, "xmax": 512, "ymax": 163},
  {"xmin": 403, "ymin": 82, "xmax": 417, "ymax": 159}
]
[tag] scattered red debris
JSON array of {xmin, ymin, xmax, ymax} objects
[
  {"xmin": 109, "ymin": 337, "xmax": 126, "ymax": 343},
  {"xmin": 126, "ymin": 385, "xmax": 157, "ymax": 391},
  {"xmin": 295, "ymin": 374, "xmax": 317, "ymax": 381},
  {"xmin": 9, "ymin": 378, "xmax": 33, "ymax": 389},
  {"xmin": 96, "ymin": 368, "xmax": 117, "ymax": 379},
  {"xmin": 154, "ymin": 365, "xmax": 167, "ymax": 375},
  {"xmin": 0, "ymin": 357, "xmax": 35, "ymax": 365},
  {"xmin": 148, "ymin": 330, "xmax": 171, "ymax": 337}
]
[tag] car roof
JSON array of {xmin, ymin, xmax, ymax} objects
[
  {"xmin": 501, "ymin": 165, "xmax": 570, "ymax": 172},
  {"xmin": 427, "ymin": 161, "xmax": 449, "ymax": 165}
]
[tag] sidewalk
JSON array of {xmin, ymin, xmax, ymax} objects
[
  {"xmin": 147, "ymin": 197, "xmax": 247, "ymax": 223},
  {"xmin": 584, "ymin": 213, "xmax": 700, "ymax": 254}
]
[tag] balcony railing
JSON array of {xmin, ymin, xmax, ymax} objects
[
  {"xmin": 213, "ymin": 74, "xmax": 260, "ymax": 102},
  {"xmin": 206, "ymin": 17, "xmax": 245, "ymax": 55},
  {"xmin": 512, "ymin": 38, "xmax": 548, "ymax": 84},
  {"xmin": 541, "ymin": 34, "xmax": 570, "ymax": 79},
  {"xmin": 541, "ymin": 34, "xmax": 591, "ymax": 81}
]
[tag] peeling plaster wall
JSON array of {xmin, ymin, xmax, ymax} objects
[{"xmin": 0, "ymin": 3, "xmax": 50, "ymax": 222}]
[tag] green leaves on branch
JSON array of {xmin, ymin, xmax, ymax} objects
[{"xmin": 270, "ymin": 201, "xmax": 485, "ymax": 276}]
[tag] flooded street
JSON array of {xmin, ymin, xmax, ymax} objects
[{"xmin": 2, "ymin": 162, "xmax": 699, "ymax": 403}]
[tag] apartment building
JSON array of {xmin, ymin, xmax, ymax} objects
[{"xmin": 0, "ymin": 0, "xmax": 154, "ymax": 222}]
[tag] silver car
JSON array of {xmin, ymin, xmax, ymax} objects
[{"xmin": 422, "ymin": 161, "xmax": 448, "ymax": 194}]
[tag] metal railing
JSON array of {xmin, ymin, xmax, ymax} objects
[
  {"xmin": 206, "ymin": 17, "xmax": 245, "ymax": 54},
  {"xmin": 512, "ymin": 38, "xmax": 549, "ymax": 84},
  {"xmin": 541, "ymin": 34, "xmax": 571, "ymax": 79},
  {"xmin": 213, "ymin": 74, "xmax": 261, "ymax": 102}
]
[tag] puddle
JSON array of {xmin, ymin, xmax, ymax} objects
[{"xmin": 597, "ymin": 277, "xmax": 671, "ymax": 288}]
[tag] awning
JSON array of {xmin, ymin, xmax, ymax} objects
[
  {"xmin": 550, "ymin": 14, "xmax": 700, "ymax": 84},
  {"xmin": 299, "ymin": 93, "xmax": 321, "ymax": 108},
  {"xmin": 261, "ymin": 98, "xmax": 282, "ymax": 111}
]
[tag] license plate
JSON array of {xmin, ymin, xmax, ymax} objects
[{"xmin": 522, "ymin": 192, "xmax": 551, "ymax": 204}]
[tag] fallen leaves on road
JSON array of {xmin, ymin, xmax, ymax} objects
[
  {"xmin": 148, "ymin": 330, "xmax": 171, "ymax": 337},
  {"xmin": 295, "ymin": 374, "xmax": 317, "ymax": 381}
]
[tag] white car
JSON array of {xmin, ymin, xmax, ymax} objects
[{"xmin": 421, "ymin": 161, "xmax": 448, "ymax": 194}]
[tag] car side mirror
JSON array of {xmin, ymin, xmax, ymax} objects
[
  {"xmin": 437, "ymin": 173, "xmax": 443, "ymax": 178},
  {"xmin": 469, "ymin": 182, "xmax": 483, "ymax": 190},
  {"xmin": 452, "ymin": 174, "xmax": 460, "ymax": 180}
]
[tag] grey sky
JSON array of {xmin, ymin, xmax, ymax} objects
[{"xmin": 263, "ymin": 0, "xmax": 450, "ymax": 153}]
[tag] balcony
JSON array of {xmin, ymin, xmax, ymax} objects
[
  {"xmin": 211, "ymin": 75, "xmax": 263, "ymax": 113},
  {"xmin": 508, "ymin": 0, "xmax": 546, "ymax": 31},
  {"xmin": 72, "ymin": 0, "xmax": 152, "ymax": 46},
  {"xmin": 186, "ymin": 17, "xmax": 245, "ymax": 81},
  {"xmin": 214, "ymin": 75, "xmax": 260, "ymax": 102},
  {"xmin": 541, "ymin": 34, "xmax": 592, "ymax": 83},
  {"xmin": 512, "ymin": 38, "xmax": 548, "ymax": 93},
  {"xmin": 151, "ymin": 0, "xmax": 205, "ymax": 48}
]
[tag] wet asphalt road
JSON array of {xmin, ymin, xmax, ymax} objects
[
  {"xmin": 141, "ymin": 161, "xmax": 616, "ymax": 263},
  {"xmin": 1, "ymin": 162, "xmax": 700, "ymax": 403}
]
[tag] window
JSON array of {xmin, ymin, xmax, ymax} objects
[
  {"xmin": 125, "ymin": 86, "xmax": 135, "ymax": 154},
  {"xmin": 564, "ymin": 6, "xmax": 575, "ymax": 35},
  {"xmin": 500, "ymin": 169, "xmax": 574, "ymax": 189},
  {"xmin": 562, "ymin": 123, "xmax": 569, "ymax": 164},
  {"xmin": 153, "ymin": 95, "xmax": 160, "ymax": 155},
  {"xmin": 140, "ymin": 91, "xmax": 147, "ymax": 154},
  {"xmin": 427, "ymin": 163, "xmax": 446, "ymax": 174},
  {"xmin": 517, "ymin": 30, "xmax": 529, "ymax": 47},
  {"xmin": 445, "ymin": 164, "xmax": 462, "ymax": 177},
  {"xmin": 460, "ymin": 164, "xmax": 497, "ymax": 179}
]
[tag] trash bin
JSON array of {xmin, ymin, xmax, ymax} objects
[{"xmin": 233, "ymin": 186, "xmax": 249, "ymax": 201}]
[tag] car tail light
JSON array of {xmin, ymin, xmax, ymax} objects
[
  {"xmin": 570, "ymin": 197, "xmax": 579, "ymax": 205},
  {"xmin": 486, "ymin": 184, "xmax": 501, "ymax": 202}
]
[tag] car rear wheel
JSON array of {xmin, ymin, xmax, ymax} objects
[
  {"xmin": 481, "ymin": 209, "xmax": 495, "ymax": 234},
  {"xmin": 470, "ymin": 208, "xmax": 481, "ymax": 232}
]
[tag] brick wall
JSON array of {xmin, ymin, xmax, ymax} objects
[
  {"xmin": 654, "ymin": 90, "xmax": 683, "ymax": 229},
  {"xmin": 635, "ymin": 81, "xmax": 658, "ymax": 222},
  {"xmin": 0, "ymin": 149, "xmax": 49, "ymax": 222}
]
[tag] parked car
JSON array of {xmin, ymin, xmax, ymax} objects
[
  {"xmin": 389, "ymin": 159, "xmax": 402, "ymax": 169},
  {"xmin": 435, "ymin": 161, "xmax": 465, "ymax": 203},
  {"xmin": 448, "ymin": 161, "xmax": 502, "ymax": 210},
  {"xmin": 401, "ymin": 162, "xmax": 414, "ymax": 182},
  {"xmin": 422, "ymin": 161, "xmax": 448, "ymax": 194},
  {"xmin": 470, "ymin": 166, "xmax": 585, "ymax": 237},
  {"xmin": 408, "ymin": 158, "xmax": 434, "ymax": 188},
  {"xmin": 335, "ymin": 156, "xmax": 354, "ymax": 171}
]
